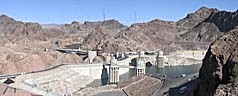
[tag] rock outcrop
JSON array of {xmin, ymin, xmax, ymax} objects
[
  {"xmin": 0, "ymin": 15, "xmax": 24, "ymax": 36},
  {"xmin": 197, "ymin": 29, "xmax": 238, "ymax": 96},
  {"xmin": 80, "ymin": 7, "xmax": 238, "ymax": 52},
  {"xmin": 204, "ymin": 10, "xmax": 238, "ymax": 32},
  {"xmin": 84, "ymin": 19, "xmax": 127, "ymax": 31},
  {"xmin": 180, "ymin": 8, "xmax": 238, "ymax": 42},
  {"xmin": 180, "ymin": 22, "xmax": 221, "ymax": 42},
  {"xmin": 80, "ymin": 19, "xmax": 180, "ymax": 52},
  {"xmin": 82, "ymin": 26, "xmax": 114, "ymax": 51},
  {"xmin": 177, "ymin": 7, "xmax": 218, "ymax": 32}
]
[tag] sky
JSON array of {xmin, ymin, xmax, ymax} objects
[{"xmin": 0, "ymin": 0, "xmax": 237, "ymax": 25}]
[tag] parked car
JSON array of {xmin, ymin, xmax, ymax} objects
[
  {"xmin": 181, "ymin": 74, "xmax": 186, "ymax": 77},
  {"xmin": 188, "ymin": 78, "xmax": 191, "ymax": 81},
  {"xmin": 179, "ymin": 86, "xmax": 188, "ymax": 94}
]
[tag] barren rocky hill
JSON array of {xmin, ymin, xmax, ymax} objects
[
  {"xmin": 176, "ymin": 7, "xmax": 218, "ymax": 32},
  {"xmin": 192, "ymin": 29, "xmax": 238, "ymax": 96},
  {"xmin": 2, "ymin": 7, "xmax": 237, "ymax": 53},
  {"xmin": 180, "ymin": 8, "xmax": 238, "ymax": 42},
  {"xmin": 0, "ymin": 15, "xmax": 65, "ymax": 40},
  {"xmin": 78, "ymin": 7, "xmax": 238, "ymax": 52},
  {"xmin": 0, "ymin": 7, "xmax": 237, "ymax": 74},
  {"xmin": 84, "ymin": 19, "xmax": 128, "ymax": 31},
  {"xmin": 204, "ymin": 10, "xmax": 238, "ymax": 32},
  {"xmin": 0, "ymin": 15, "xmax": 83, "ymax": 74}
]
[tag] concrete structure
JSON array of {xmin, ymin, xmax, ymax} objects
[
  {"xmin": 127, "ymin": 51, "xmax": 163, "ymax": 67},
  {"xmin": 109, "ymin": 66, "xmax": 119, "ymax": 84},
  {"xmin": 156, "ymin": 51, "xmax": 165, "ymax": 68},
  {"xmin": 156, "ymin": 57, "xmax": 165, "ymax": 68},
  {"xmin": 0, "ymin": 83, "xmax": 37, "ymax": 96},
  {"xmin": 173, "ymin": 50, "xmax": 207, "ymax": 60},
  {"xmin": 109, "ymin": 55, "xmax": 119, "ymax": 84},
  {"xmin": 138, "ymin": 51, "xmax": 145, "ymax": 57},
  {"xmin": 136, "ymin": 57, "xmax": 146, "ymax": 76},
  {"xmin": 56, "ymin": 48, "xmax": 88, "ymax": 55},
  {"xmin": 136, "ymin": 52, "xmax": 146, "ymax": 76},
  {"xmin": 56, "ymin": 48, "xmax": 98, "ymax": 63},
  {"xmin": 5, "ymin": 63, "xmax": 131, "ymax": 96},
  {"xmin": 125, "ymin": 51, "xmax": 137, "ymax": 55},
  {"xmin": 116, "ymin": 51, "xmax": 119, "ymax": 59},
  {"xmin": 0, "ymin": 50, "xmax": 207, "ymax": 96},
  {"xmin": 88, "ymin": 50, "xmax": 97, "ymax": 63}
]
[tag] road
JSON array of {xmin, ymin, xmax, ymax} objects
[
  {"xmin": 153, "ymin": 73, "xmax": 198, "ymax": 96},
  {"xmin": 55, "ymin": 48, "xmax": 88, "ymax": 55}
]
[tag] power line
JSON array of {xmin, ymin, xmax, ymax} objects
[
  {"xmin": 103, "ymin": 8, "xmax": 106, "ymax": 22},
  {"xmin": 134, "ymin": 11, "xmax": 137, "ymax": 23}
]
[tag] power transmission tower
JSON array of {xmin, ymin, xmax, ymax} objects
[
  {"xmin": 134, "ymin": 11, "xmax": 137, "ymax": 23},
  {"xmin": 103, "ymin": 8, "xmax": 106, "ymax": 24}
]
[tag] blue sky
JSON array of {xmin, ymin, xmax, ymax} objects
[{"xmin": 0, "ymin": 0, "xmax": 237, "ymax": 25}]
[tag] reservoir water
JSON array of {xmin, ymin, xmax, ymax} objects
[{"xmin": 87, "ymin": 64, "xmax": 202, "ymax": 87}]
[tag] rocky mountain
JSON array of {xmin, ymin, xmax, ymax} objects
[
  {"xmin": 195, "ymin": 29, "xmax": 238, "ymax": 96},
  {"xmin": 0, "ymin": 15, "xmax": 82, "ymax": 74},
  {"xmin": 79, "ymin": 19, "xmax": 180, "ymax": 52},
  {"xmin": 180, "ymin": 22, "xmax": 221, "ymax": 42},
  {"xmin": 0, "ymin": 7, "xmax": 238, "ymax": 74},
  {"xmin": 204, "ymin": 10, "xmax": 238, "ymax": 32},
  {"xmin": 79, "ymin": 7, "xmax": 238, "ymax": 52},
  {"xmin": 129, "ymin": 19, "xmax": 178, "ymax": 41},
  {"xmin": 82, "ymin": 26, "xmax": 114, "ymax": 51},
  {"xmin": 0, "ymin": 15, "xmax": 25, "ymax": 36},
  {"xmin": 1, "ymin": 7, "xmax": 237, "ymax": 53},
  {"xmin": 176, "ymin": 7, "xmax": 218, "ymax": 32},
  {"xmin": 180, "ymin": 8, "xmax": 238, "ymax": 42},
  {"xmin": 84, "ymin": 19, "xmax": 128, "ymax": 31},
  {"xmin": 0, "ymin": 15, "xmax": 65, "ymax": 41}
]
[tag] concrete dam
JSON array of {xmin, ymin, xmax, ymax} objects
[{"xmin": 0, "ymin": 50, "xmax": 206, "ymax": 96}]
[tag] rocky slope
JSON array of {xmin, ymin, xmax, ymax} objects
[
  {"xmin": 84, "ymin": 19, "xmax": 128, "ymax": 32},
  {"xmin": 0, "ymin": 40, "xmax": 84, "ymax": 74},
  {"xmin": 0, "ymin": 7, "xmax": 231, "ymax": 53},
  {"xmin": 0, "ymin": 15, "xmax": 27, "ymax": 36},
  {"xmin": 180, "ymin": 22, "xmax": 221, "ymax": 42},
  {"xmin": 195, "ymin": 29, "xmax": 238, "ymax": 96},
  {"xmin": 79, "ymin": 7, "xmax": 238, "ymax": 52},
  {"xmin": 180, "ymin": 8, "xmax": 238, "ymax": 42},
  {"xmin": 176, "ymin": 7, "xmax": 218, "ymax": 32},
  {"xmin": 204, "ymin": 10, "xmax": 238, "ymax": 32},
  {"xmin": 0, "ymin": 7, "xmax": 238, "ymax": 74},
  {"xmin": 0, "ymin": 15, "xmax": 83, "ymax": 74},
  {"xmin": 0, "ymin": 15, "xmax": 65, "ymax": 40},
  {"xmin": 80, "ymin": 18, "xmax": 183, "ymax": 52},
  {"xmin": 82, "ymin": 26, "xmax": 114, "ymax": 51}
]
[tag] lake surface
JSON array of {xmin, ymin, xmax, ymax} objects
[
  {"xmin": 87, "ymin": 64, "xmax": 202, "ymax": 87},
  {"xmin": 146, "ymin": 64, "xmax": 202, "ymax": 77}
]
